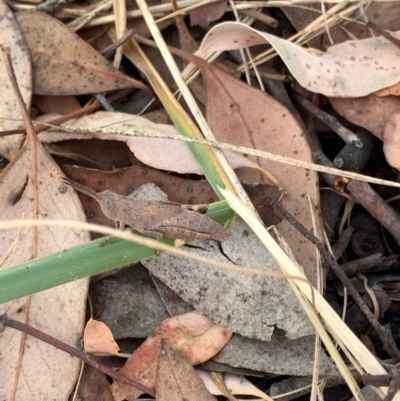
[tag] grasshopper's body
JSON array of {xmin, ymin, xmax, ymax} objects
[{"xmin": 61, "ymin": 177, "xmax": 228, "ymax": 242}]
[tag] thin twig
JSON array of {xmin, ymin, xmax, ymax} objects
[
  {"xmin": 267, "ymin": 197, "xmax": 400, "ymax": 363},
  {"xmin": 39, "ymin": 123, "xmax": 400, "ymax": 189},
  {"xmin": 0, "ymin": 314, "xmax": 156, "ymax": 397},
  {"xmin": 347, "ymin": 180, "xmax": 400, "ymax": 247},
  {"xmin": 0, "ymin": 89, "xmax": 132, "ymax": 138},
  {"xmin": 293, "ymin": 92, "xmax": 362, "ymax": 147}
]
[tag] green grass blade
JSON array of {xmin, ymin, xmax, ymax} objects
[{"xmin": 0, "ymin": 201, "xmax": 234, "ymax": 303}]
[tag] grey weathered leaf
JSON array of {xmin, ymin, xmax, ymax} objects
[{"xmin": 143, "ymin": 217, "xmax": 313, "ymax": 341}]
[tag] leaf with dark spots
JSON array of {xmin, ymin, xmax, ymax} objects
[
  {"xmin": 0, "ymin": 0, "xmax": 31, "ymax": 158},
  {"xmin": 15, "ymin": 11, "xmax": 148, "ymax": 95}
]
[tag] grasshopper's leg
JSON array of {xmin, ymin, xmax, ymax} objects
[{"xmin": 100, "ymin": 221, "xmax": 125, "ymax": 246}]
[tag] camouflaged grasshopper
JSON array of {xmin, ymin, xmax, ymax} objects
[{"xmin": 60, "ymin": 177, "xmax": 228, "ymax": 242}]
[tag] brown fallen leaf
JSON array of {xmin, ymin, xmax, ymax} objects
[
  {"xmin": 199, "ymin": 60, "xmax": 320, "ymax": 284},
  {"xmin": 77, "ymin": 365, "xmax": 114, "ymax": 401},
  {"xmin": 189, "ymin": 0, "xmax": 227, "ymax": 28},
  {"xmin": 40, "ymin": 111, "xmax": 274, "ymax": 179},
  {"xmin": 32, "ymin": 94, "xmax": 81, "ymax": 115},
  {"xmin": 0, "ymin": 49, "xmax": 90, "ymax": 401},
  {"xmin": 383, "ymin": 110, "xmax": 400, "ymax": 170},
  {"xmin": 156, "ymin": 340, "xmax": 217, "ymax": 401},
  {"xmin": 111, "ymin": 311, "xmax": 231, "ymax": 401},
  {"xmin": 15, "ymin": 11, "xmax": 148, "ymax": 95},
  {"xmin": 47, "ymin": 139, "xmax": 131, "ymax": 171},
  {"xmin": 83, "ymin": 318, "xmax": 121, "ymax": 356},
  {"xmin": 0, "ymin": 0, "xmax": 31, "ymax": 159},
  {"xmin": 330, "ymin": 95, "xmax": 400, "ymax": 141}
]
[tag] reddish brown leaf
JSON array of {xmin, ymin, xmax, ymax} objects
[
  {"xmin": 189, "ymin": 0, "xmax": 227, "ymax": 28},
  {"xmin": 156, "ymin": 341, "xmax": 217, "ymax": 401},
  {"xmin": 111, "ymin": 311, "xmax": 231, "ymax": 401},
  {"xmin": 83, "ymin": 318, "xmax": 120, "ymax": 356},
  {"xmin": 330, "ymin": 95, "xmax": 400, "ymax": 140},
  {"xmin": 201, "ymin": 62, "xmax": 321, "ymax": 283},
  {"xmin": 383, "ymin": 109, "xmax": 400, "ymax": 169}
]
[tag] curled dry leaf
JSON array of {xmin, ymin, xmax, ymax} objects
[
  {"xmin": 195, "ymin": 22, "xmax": 400, "ymax": 97},
  {"xmin": 0, "ymin": 0, "xmax": 31, "ymax": 158},
  {"xmin": 197, "ymin": 370, "xmax": 273, "ymax": 401},
  {"xmin": 111, "ymin": 311, "xmax": 231, "ymax": 401},
  {"xmin": 15, "ymin": 11, "xmax": 147, "ymax": 95},
  {"xmin": 39, "ymin": 111, "xmax": 271, "ymax": 177}
]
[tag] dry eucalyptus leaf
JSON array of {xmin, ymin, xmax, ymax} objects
[
  {"xmin": 383, "ymin": 109, "xmax": 400, "ymax": 169},
  {"xmin": 0, "ymin": 138, "xmax": 89, "ymax": 400},
  {"xmin": 189, "ymin": 0, "xmax": 227, "ymax": 28},
  {"xmin": 156, "ymin": 342, "xmax": 217, "ymax": 401},
  {"xmin": 111, "ymin": 311, "xmax": 231, "ymax": 401},
  {"xmin": 197, "ymin": 370, "xmax": 272, "ymax": 401},
  {"xmin": 199, "ymin": 61, "xmax": 320, "ymax": 284},
  {"xmin": 330, "ymin": 95, "xmax": 400, "ymax": 140},
  {"xmin": 15, "ymin": 11, "xmax": 146, "ymax": 95},
  {"xmin": 195, "ymin": 22, "xmax": 400, "ymax": 97},
  {"xmin": 0, "ymin": 0, "xmax": 31, "ymax": 158},
  {"xmin": 39, "ymin": 111, "xmax": 268, "ymax": 175},
  {"xmin": 83, "ymin": 318, "xmax": 120, "ymax": 356},
  {"xmin": 212, "ymin": 333, "xmax": 335, "ymax": 376},
  {"xmin": 153, "ymin": 280, "xmax": 335, "ymax": 377},
  {"xmin": 143, "ymin": 218, "xmax": 314, "ymax": 341}
]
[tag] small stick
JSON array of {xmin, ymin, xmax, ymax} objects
[
  {"xmin": 321, "ymin": 128, "xmax": 378, "ymax": 236},
  {"xmin": 345, "ymin": 285, "xmax": 391, "ymax": 337},
  {"xmin": 238, "ymin": 9, "xmax": 278, "ymax": 28},
  {"xmin": 339, "ymin": 253, "xmax": 384, "ymax": 277},
  {"xmin": 267, "ymin": 197, "xmax": 400, "ymax": 362},
  {"xmin": 331, "ymin": 226, "xmax": 355, "ymax": 260},
  {"xmin": 95, "ymin": 94, "xmax": 115, "ymax": 112},
  {"xmin": 101, "ymin": 29, "xmax": 135, "ymax": 59},
  {"xmin": 292, "ymin": 92, "xmax": 362, "ymax": 147},
  {"xmin": 327, "ymin": 253, "xmax": 384, "ymax": 282},
  {"xmin": 0, "ymin": 314, "xmax": 156, "ymax": 397},
  {"xmin": 0, "ymin": 88, "xmax": 133, "ymax": 138},
  {"xmin": 366, "ymin": 21, "xmax": 400, "ymax": 49},
  {"xmin": 333, "ymin": 128, "xmax": 378, "ymax": 170},
  {"xmin": 347, "ymin": 180, "xmax": 400, "ymax": 247}
]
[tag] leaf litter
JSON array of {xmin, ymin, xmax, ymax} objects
[
  {"xmin": 1, "ymin": 1, "xmax": 400, "ymax": 401},
  {"xmin": 0, "ymin": 43, "xmax": 89, "ymax": 400},
  {"xmin": 0, "ymin": 0, "xmax": 31, "ymax": 158}
]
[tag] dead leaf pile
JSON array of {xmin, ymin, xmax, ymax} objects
[{"xmin": 1, "ymin": 1, "xmax": 399, "ymax": 401}]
